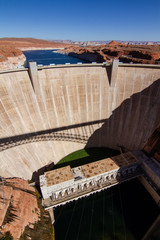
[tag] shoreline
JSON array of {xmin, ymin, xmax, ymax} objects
[
  {"xmin": 0, "ymin": 48, "xmax": 65, "ymax": 70},
  {"xmin": 20, "ymin": 47, "xmax": 65, "ymax": 51},
  {"xmin": 0, "ymin": 54, "xmax": 26, "ymax": 70}
]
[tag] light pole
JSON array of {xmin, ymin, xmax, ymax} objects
[{"xmin": 0, "ymin": 176, "xmax": 5, "ymax": 205}]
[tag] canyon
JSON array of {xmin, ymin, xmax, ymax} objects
[
  {"xmin": 60, "ymin": 40, "xmax": 160, "ymax": 64},
  {"xmin": 0, "ymin": 38, "xmax": 71, "ymax": 70},
  {"xmin": 1, "ymin": 38, "xmax": 160, "ymax": 70},
  {"xmin": 0, "ymin": 38, "xmax": 160, "ymax": 239}
]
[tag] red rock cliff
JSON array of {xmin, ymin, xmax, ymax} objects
[
  {"xmin": 62, "ymin": 41, "xmax": 160, "ymax": 64},
  {"xmin": 0, "ymin": 45, "xmax": 26, "ymax": 70},
  {"xmin": 0, "ymin": 178, "xmax": 40, "ymax": 239},
  {"xmin": 0, "ymin": 38, "xmax": 72, "ymax": 70}
]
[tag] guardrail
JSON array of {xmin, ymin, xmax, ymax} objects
[{"xmin": 0, "ymin": 61, "xmax": 160, "ymax": 74}]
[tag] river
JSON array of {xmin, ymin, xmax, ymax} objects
[{"xmin": 54, "ymin": 179, "xmax": 159, "ymax": 240}]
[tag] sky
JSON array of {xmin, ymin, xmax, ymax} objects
[{"xmin": 0, "ymin": 0, "xmax": 160, "ymax": 42}]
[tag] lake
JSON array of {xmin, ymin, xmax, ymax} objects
[{"xmin": 23, "ymin": 49, "xmax": 88, "ymax": 67}]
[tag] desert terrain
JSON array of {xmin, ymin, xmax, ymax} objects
[
  {"xmin": 0, "ymin": 38, "xmax": 160, "ymax": 70},
  {"xmin": 61, "ymin": 40, "xmax": 160, "ymax": 64},
  {"xmin": 0, "ymin": 38, "xmax": 72, "ymax": 70}
]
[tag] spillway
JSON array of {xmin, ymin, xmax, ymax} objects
[{"xmin": 0, "ymin": 62, "xmax": 160, "ymax": 179}]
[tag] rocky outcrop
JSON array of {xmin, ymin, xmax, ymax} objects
[
  {"xmin": 61, "ymin": 41, "xmax": 160, "ymax": 64},
  {"xmin": 68, "ymin": 51, "xmax": 104, "ymax": 62},
  {"xmin": 0, "ymin": 178, "xmax": 40, "ymax": 239},
  {"xmin": 0, "ymin": 37, "xmax": 73, "ymax": 70},
  {"xmin": 0, "ymin": 54, "xmax": 26, "ymax": 70},
  {"xmin": 0, "ymin": 45, "xmax": 22, "ymax": 60},
  {"xmin": 0, "ymin": 45, "xmax": 26, "ymax": 70}
]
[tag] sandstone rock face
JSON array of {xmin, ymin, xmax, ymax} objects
[
  {"xmin": 0, "ymin": 178, "xmax": 40, "ymax": 239},
  {"xmin": 0, "ymin": 54, "xmax": 26, "ymax": 70},
  {"xmin": 0, "ymin": 45, "xmax": 22, "ymax": 60},
  {"xmin": 62, "ymin": 41, "xmax": 160, "ymax": 64},
  {"xmin": 0, "ymin": 45, "xmax": 26, "ymax": 70}
]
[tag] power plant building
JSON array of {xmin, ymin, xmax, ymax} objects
[{"xmin": 40, "ymin": 152, "xmax": 140, "ymax": 208}]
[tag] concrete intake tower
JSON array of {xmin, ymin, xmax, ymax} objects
[{"xmin": 0, "ymin": 62, "xmax": 160, "ymax": 180}]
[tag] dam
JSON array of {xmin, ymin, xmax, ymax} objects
[
  {"xmin": 1, "ymin": 60, "xmax": 160, "ymax": 239},
  {"xmin": 0, "ymin": 61, "xmax": 160, "ymax": 180}
]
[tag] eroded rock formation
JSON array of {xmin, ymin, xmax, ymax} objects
[
  {"xmin": 0, "ymin": 45, "xmax": 26, "ymax": 70},
  {"xmin": 61, "ymin": 41, "xmax": 160, "ymax": 64},
  {"xmin": 0, "ymin": 178, "xmax": 40, "ymax": 239}
]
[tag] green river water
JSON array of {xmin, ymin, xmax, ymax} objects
[{"xmin": 54, "ymin": 179, "xmax": 159, "ymax": 239}]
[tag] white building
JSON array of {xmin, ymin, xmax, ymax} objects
[{"xmin": 40, "ymin": 152, "xmax": 139, "ymax": 208}]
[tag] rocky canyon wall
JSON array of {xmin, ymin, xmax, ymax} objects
[
  {"xmin": 0, "ymin": 63, "xmax": 160, "ymax": 179},
  {"xmin": 0, "ymin": 45, "xmax": 26, "ymax": 70},
  {"xmin": 0, "ymin": 54, "xmax": 26, "ymax": 70}
]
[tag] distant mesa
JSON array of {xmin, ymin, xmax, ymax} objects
[
  {"xmin": 108, "ymin": 40, "xmax": 121, "ymax": 45},
  {"xmin": 0, "ymin": 37, "xmax": 72, "ymax": 50}
]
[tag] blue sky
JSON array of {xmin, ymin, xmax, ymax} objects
[{"xmin": 0, "ymin": 0, "xmax": 159, "ymax": 41}]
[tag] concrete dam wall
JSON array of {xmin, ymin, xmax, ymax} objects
[{"xmin": 0, "ymin": 63, "xmax": 160, "ymax": 179}]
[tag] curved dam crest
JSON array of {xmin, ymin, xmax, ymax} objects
[{"xmin": 0, "ymin": 63, "xmax": 160, "ymax": 179}]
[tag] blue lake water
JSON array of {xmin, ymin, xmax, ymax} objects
[{"xmin": 23, "ymin": 49, "xmax": 88, "ymax": 67}]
